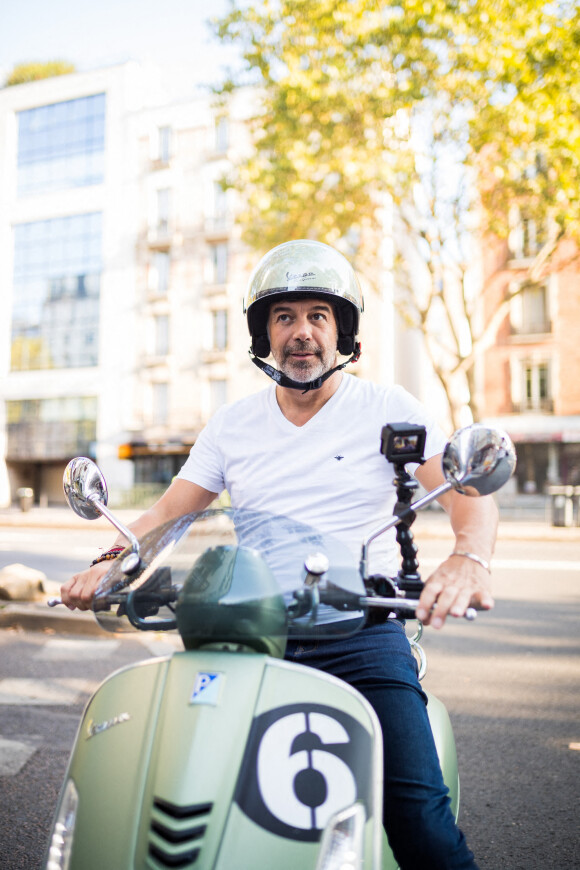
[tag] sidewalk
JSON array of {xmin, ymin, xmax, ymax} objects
[
  {"xmin": 1, "ymin": 503, "xmax": 579, "ymax": 541},
  {"xmin": 0, "ymin": 505, "xmax": 142, "ymax": 531}
]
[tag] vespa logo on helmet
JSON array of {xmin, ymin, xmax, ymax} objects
[{"xmin": 286, "ymin": 270, "xmax": 316, "ymax": 283}]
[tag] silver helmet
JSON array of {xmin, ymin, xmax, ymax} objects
[{"xmin": 244, "ymin": 240, "xmax": 364, "ymax": 359}]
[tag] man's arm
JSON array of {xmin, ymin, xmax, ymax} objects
[
  {"xmin": 61, "ymin": 479, "xmax": 217, "ymax": 611},
  {"xmin": 414, "ymin": 454, "xmax": 499, "ymax": 629}
]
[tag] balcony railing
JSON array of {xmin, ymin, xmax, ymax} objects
[
  {"xmin": 512, "ymin": 398, "xmax": 554, "ymax": 414},
  {"xmin": 511, "ymin": 320, "xmax": 552, "ymax": 337},
  {"xmin": 6, "ymin": 420, "xmax": 96, "ymax": 461}
]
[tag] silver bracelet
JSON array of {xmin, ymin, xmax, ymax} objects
[{"xmin": 450, "ymin": 550, "xmax": 491, "ymax": 573}]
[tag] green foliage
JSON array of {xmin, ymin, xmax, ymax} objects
[
  {"xmin": 212, "ymin": 0, "xmax": 580, "ymax": 422},
  {"xmin": 4, "ymin": 61, "xmax": 76, "ymax": 87},
  {"xmin": 213, "ymin": 0, "xmax": 455, "ymax": 249},
  {"xmin": 214, "ymin": 0, "xmax": 579, "ymax": 246},
  {"xmin": 452, "ymin": 0, "xmax": 580, "ymax": 238}
]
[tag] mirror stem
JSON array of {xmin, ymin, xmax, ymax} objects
[
  {"xmin": 360, "ymin": 481, "xmax": 451, "ymax": 579},
  {"xmin": 88, "ymin": 494, "xmax": 140, "ymax": 556}
]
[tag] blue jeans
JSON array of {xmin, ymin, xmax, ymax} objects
[{"xmin": 285, "ymin": 620, "xmax": 478, "ymax": 870}]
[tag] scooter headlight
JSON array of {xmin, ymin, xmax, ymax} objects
[
  {"xmin": 315, "ymin": 803, "xmax": 366, "ymax": 870},
  {"xmin": 46, "ymin": 778, "xmax": 78, "ymax": 870}
]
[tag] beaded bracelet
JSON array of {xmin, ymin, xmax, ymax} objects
[
  {"xmin": 450, "ymin": 550, "xmax": 491, "ymax": 573},
  {"xmin": 90, "ymin": 546, "xmax": 125, "ymax": 567}
]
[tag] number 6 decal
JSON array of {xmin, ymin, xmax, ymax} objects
[{"xmin": 234, "ymin": 703, "xmax": 372, "ymax": 841}]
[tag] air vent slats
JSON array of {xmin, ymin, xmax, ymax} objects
[
  {"xmin": 149, "ymin": 843, "xmax": 200, "ymax": 868},
  {"xmin": 153, "ymin": 798, "xmax": 213, "ymax": 820},
  {"xmin": 151, "ymin": 820, "xmax": 206, "ymax": 844},
  {"xmin": 147, "ymin": 798, "xmax": 213, "ymax": 868}
]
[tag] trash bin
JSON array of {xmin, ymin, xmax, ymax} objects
[
  {"xmin": 16, "ymin": 487, "xmax": 34, "ymax": 512},
  {"xmin": 548, "ymin": 485, "xmax": 576, "ymax": 527}
]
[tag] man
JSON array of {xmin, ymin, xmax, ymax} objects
[{"xmin": 62, "ymin": 240, "xmax": 498, "ymax": 868}]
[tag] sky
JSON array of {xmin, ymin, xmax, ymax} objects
[{"xmin": 0, "ymin": 0, "xmax": 238, "ymax": 91}]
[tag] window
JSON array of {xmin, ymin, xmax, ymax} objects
[
  {"xmin": 156, "ymin": 188, "xmax": 170, "ymax": 235},
  {"xmin": 212, "ymin": 310, "xmax": 228, "ymax": 351},
  {"xmin": 152, "ymin": 382, "xmax": 169, "ymax": 425},
  {"xmin": 158, "ymin": 126, "xmax": 171, "ymax": 164},
  {"xmin": 210, "ymin": 379, "xmax": 227, "ymax": 412},
  {"xmin": 6, "ymin": 397, "xmax": 97, "ymax": 460},
  {"xmin": 512, "ymin": 359, "xmax": 552, "ymax": 412},
  {"xmin": 510, "ymin": 282, "xmax": 551, "ymax": 335},
  {"xmin": 150, "ymin": 251, "xmax": 170, "ymax": 295},
  {"xmin": 509, "ymin": 209, "xmax": 547, "ymax": 260},
  {"xmin": 210, "ymin": 242, "xmax": 228, "ymax": 284},
  {"xmin": 17, "ymin": 93, "xmax": 106, "ymax": 195},
  {"xmin": 134, "ymin": 455, "xmax": 182, "ymax": 485},
  {"xmin": 11, "ymin": 213, "xmax": 102, "ymax": 371},
  {"xmin": 525, "ymin": 362, "xmax": 550, "ymax": 409},
  {"xmin": 154, "ymin": 315, "xmax": 169, "ymax": 356},
  {"xmin": 522, "ymin": 284, "xmax": 550, "ymax": 334}
]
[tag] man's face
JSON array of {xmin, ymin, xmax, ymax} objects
[{"xmin": 267, "ymin": 297, "xmax": 338, "ymax": 383}]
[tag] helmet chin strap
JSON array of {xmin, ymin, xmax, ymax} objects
[{"xmin": 249, "ymin": 343, "xmax": 361, "ymax": 394}]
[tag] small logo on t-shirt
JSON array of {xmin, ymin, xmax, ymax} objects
[{"xmin": 334, "ymin": 455, "xmax": 345, "ymax": 461}]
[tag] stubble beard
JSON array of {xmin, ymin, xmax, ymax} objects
[{"xmin": 273, "ymin": 340, "xmax": 337, "ymax": 383}]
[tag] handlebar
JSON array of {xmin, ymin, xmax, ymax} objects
[{"xmin": 301, "ymin": 586, "xmax": 478, "ymax": 622}]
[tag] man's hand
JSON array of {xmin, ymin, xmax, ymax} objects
[
  {"xmin": 414, "ymin": 455, "xmax": 498, "ymax": 629},
  {"xmin": 61, "ymin": 562, "xmax": 111, "ymax": 611},
  {"xmin": 59, "ymin": 479, "xmax": 218, "ymax": 612},
  {"xmin": 415, "ymin": 555, "xmax": 494, "ymax": 629}
]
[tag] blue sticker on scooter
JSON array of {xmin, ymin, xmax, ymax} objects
[
  {"xmin": 190, "ymin": 672, "xmax": 222, "ymax": 705},
  {"xmin": 234, "ymin": 703, "xmax": 372, "ymax": 841}
]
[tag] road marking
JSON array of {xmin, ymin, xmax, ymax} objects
[
  {"xmin": 34, "ymin": 638, "xmax": 120, "ymax": 661},
  {"xmin": 0, "ymin": 736, "xmax": 36, "ymax": 776},
  {"xmin": 0, "ymin": 678, "xmax": 90, "ymax": 706}
]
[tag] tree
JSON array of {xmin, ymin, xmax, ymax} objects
[
  {"xmin": 212, "ymin": 0, "xmax": 580, "ymax": 425},
  {"xmin": 4, "ymin": 61, "xmax": 75, "ymax": 88},
  {"xmin": 453, "ymin": 0, "xmax": 580, "ymax": 241}
]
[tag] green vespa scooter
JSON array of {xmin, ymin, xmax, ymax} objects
[{"xmin": 45, "ymin": 424, "xmax": 515, "ymax": 870}]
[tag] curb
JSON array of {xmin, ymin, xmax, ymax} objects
[
  {"xmin": 414, "ymin": 513, "xmax": 580, "ymax": 543},
  {"xmin": 1, "ymin": 509, "xmax": 580, "ymax": 542},
  {"xmin": 0, "ymin": 509, "xmax": 141, "ymax": 531},
  {"xmin": 0, "ymin": 602, "xmax": 113, "ymax": 636}
]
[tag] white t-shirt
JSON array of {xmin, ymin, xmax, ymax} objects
[{"xmin": 178, "ymin": 374, "xmax": 447, "ymax": 580}]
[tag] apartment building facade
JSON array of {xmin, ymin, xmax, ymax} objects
[
  {"xmin": 481, "ymin": 228, "xmax": 580, "ymax": 494},
  {"xmin": 0, "ymin": 63, "xmax": 391, "ymax": 508}
]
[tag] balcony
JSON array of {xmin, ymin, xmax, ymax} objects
[
  {"xmin": 510, "ymin": 319, "xmax": 552, "ymax": 338},
  {"xmin": 7, "ymin": 420, "xmax": 96, "ymax": 461},
  {"xmin": 204, "ymin": 216, "xmax": 231, "ymax": 239},
  {"xmin": 512, "ymin": 398, "xmax": 554, "ymax": 414},
  {"xmin": 147, "ymin": 223, "xmax": 181, "ymax": 250}
]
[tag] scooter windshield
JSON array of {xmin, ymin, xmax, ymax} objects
[{"xmin": 92, "ymin": 508, "xmax": 367, "ymax": 645}]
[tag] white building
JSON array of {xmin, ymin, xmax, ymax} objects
[{"xmin": 0, "ymin": 62, "xmax": 399, "ymax": 508}]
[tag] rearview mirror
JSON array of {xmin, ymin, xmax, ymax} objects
[
  {"xmin": 442, "ymin": 425, "xmax": 517, "ymax": 496},
  {"xmin": 63, "ymin": 457, "xmax": 141, "ymax": 573},
  {"xmin": 63, "ymin": 457, "xmax": 108, "ymax": 520}
]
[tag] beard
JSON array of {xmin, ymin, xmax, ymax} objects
[{"xmin": 273, "ymin": 340, "xmax": 337, "ymax": 383}]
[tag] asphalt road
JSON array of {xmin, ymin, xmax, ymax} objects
[{"xmin": 0, "ymin": 516, "xmax": 579, "ymax": 869}]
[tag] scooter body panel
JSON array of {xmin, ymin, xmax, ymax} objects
[
  {"xmin": 62, "ymin": 656, "xmax": 170, "ymax": 868},
  {"xmin": 57, "ymin": 649, "xmax": 387, "ymax": 870},
  {"xmin": 53, "ymin": 648, "xmax": 459, "ymax": 870},
  {"xmin": 426, "ymin": 690, "xmax": 459, "ymax": 819}
]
